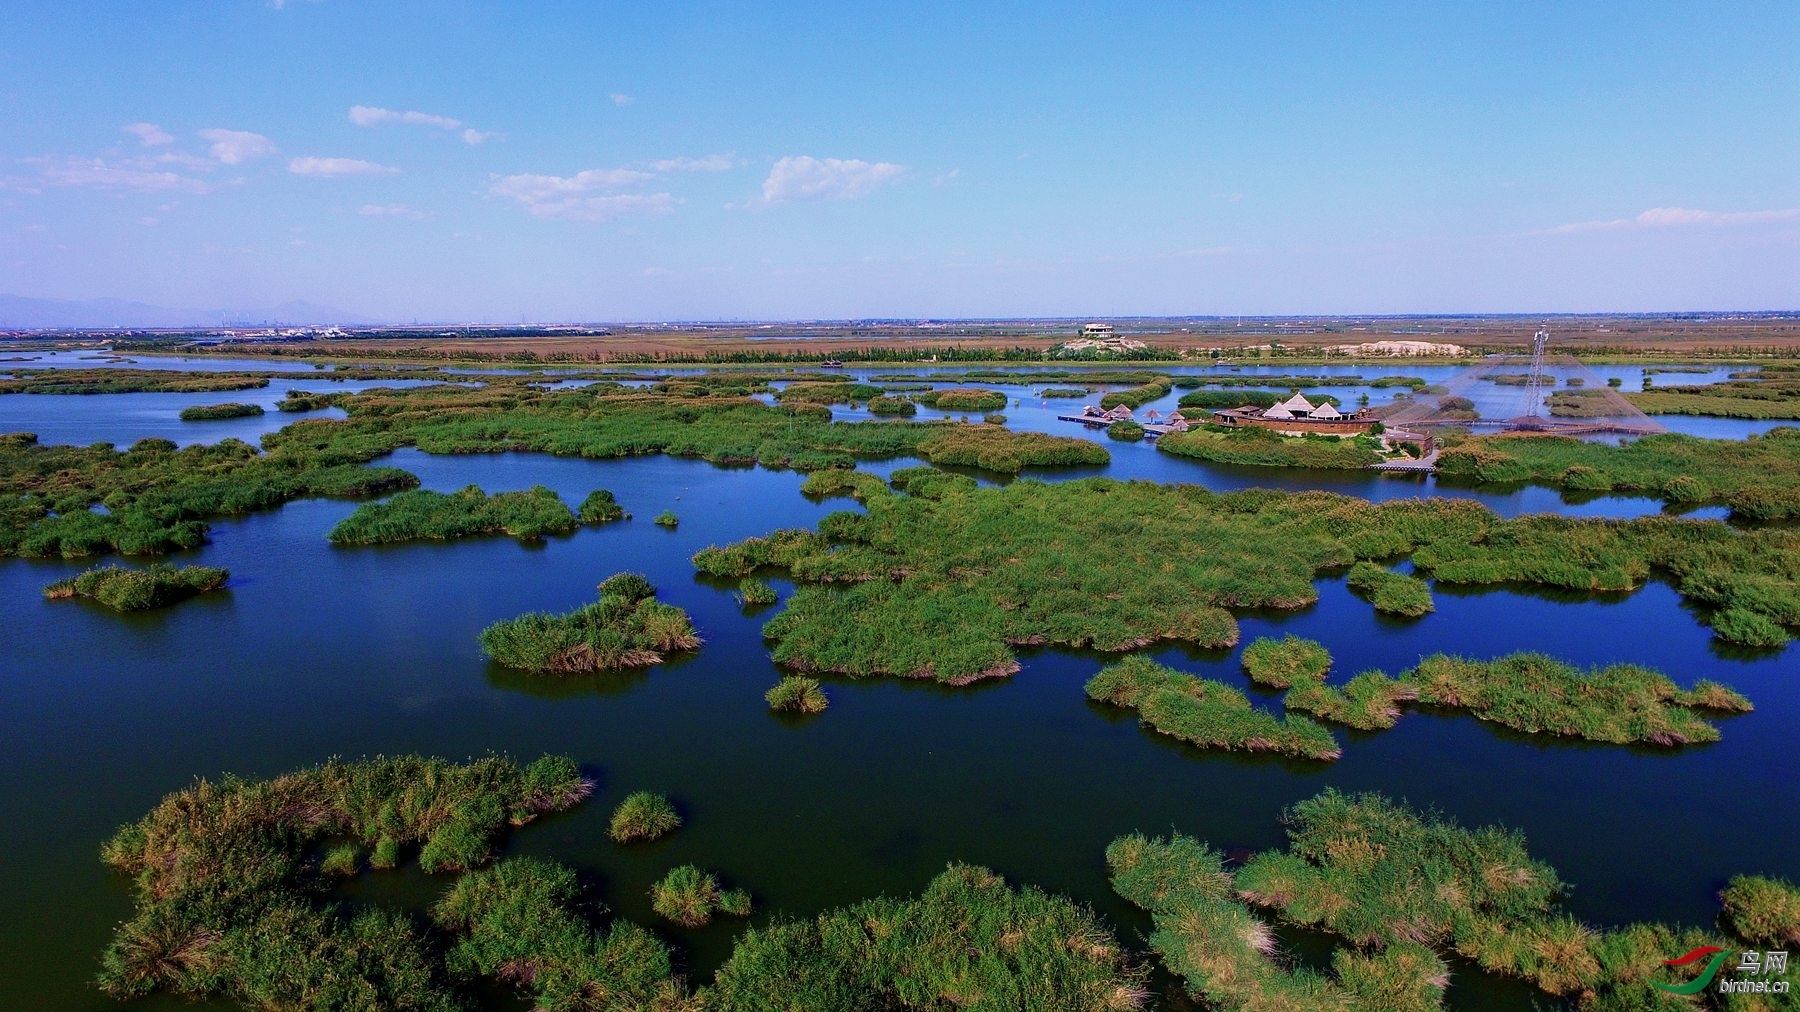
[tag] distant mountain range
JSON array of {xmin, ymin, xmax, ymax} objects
[{"xmin": 0, "ymin": 294, "xmax": 376, "ymax": 329}]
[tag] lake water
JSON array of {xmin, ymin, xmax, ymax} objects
[{"xmin": 0, "ymin": 359, "xmax": 1794, "ymax": 1010}]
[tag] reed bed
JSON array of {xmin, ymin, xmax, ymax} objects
[
  {"xmin": 43, "ymin": 562, "xmax": 227, "ymax": 611},
  {"xmin": 649, "ymin": 865, "xmax": 752, "ymax": 927},
  {"xmin": 694, "ymin": 477, "xmax": 1799, "ymax": 682},
  {"xmin": 1159, "ymin": 427, "xmax": 1383, "ymax": 469},
  {"xmin": 328, "ymin": 484, "xmax": 578, "ymax": 544},
  {"xmin": 866, "ymin": 394, "xmax": 917, "ymax": 415},
  {"xmin": 709, "ymin": 863, "xmax": 1147, "ymax": 1011},
  {"xmin": 1344, "ymin": 561, "xmax": 1434, "ymax": 616},
  {"xmin": 479, "ymin": 573, "xmax": 700, "ymax": 673},
  {"xmin": 1435, "ymin": 428, "xmax": 1800, "ymax": 519},
  {"xmin": 1240, "ymin": 634, "xmax": 1332, "ymax": 688},
  {"xmin": 0, "ymin": 368, "xmax": 271, "ymax": 395},
  {"xmin": 1087, "ymin": 655, "xmax": 1342, "ymax": 760},
  {"xmin": 765, "ymin": 674, "xmax": 828, "ymax": 713},
  {"xmin": 1098, "ymin": 377, "xmax": 1175, "ymax": 410},
  {"xmin": 178, "ymin": 401, "xmax": 265, "ymax": 421},
  {"xmin": 577, "ymin": 487, "xmax": 626, "ymax": 523},
  {"xmin": 1106, "ymin": 419, "xmax": 1146, "ymax": 441},
  {"xmin": 1719, "ymin": 875, "xmax": 1800, "ymax": 947},
  {"xmin": 914, "ymin": 387, "xmax": 1008, "ymax": 411},
  {"xmin": 608, "ymin": 790, "xmax": 682, "ymax": 843},
  {"xmin": 97, "ymin": 754, "xmax": 591, "ymax": 1007}
]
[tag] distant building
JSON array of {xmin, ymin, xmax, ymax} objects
[
  {"xmin": 1082, "ymin": 323, "xmax": 1114, "ymax": 338},
  {"xmin": 1210, "ymin": 392, "xmax": 1381, "ymax": 437}
]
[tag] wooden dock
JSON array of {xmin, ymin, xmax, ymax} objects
[{"xmin": 1057, "ymin": 414, "xmax": 1179, "ymax": 438}]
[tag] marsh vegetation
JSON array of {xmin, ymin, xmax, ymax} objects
[
  {"xmin": 765, "ymin": 674, "xmax": 828, "ymax": 713},
  {"xmin": 328, "ymin": 485, "xmax": 578, "ymax": 544},
  {"xmin": 1085, "ymin": 655, "xmax": 1342, "ymax": 760},
  {"xmin": 178, "ymin": 401, "xmax": 265, "ymax": 421},
  {"xmin": 43, "ymin": 562, "xmax": 227, "ymax": 610},
  {"xmin": 608, "ymin": 790, "xmax": 682, "ymax": 843},
  {"xmin": 478, "ymin": 572, "xmax": 700, "ymax": 673}
]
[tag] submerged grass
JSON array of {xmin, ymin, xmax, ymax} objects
[
  {"xmin": 1086, "ymin": 655, "xmax": 1341, "ymax": 761},
  {"xmin": 478, "ymin": 572, "xmax": 700, "ymax": 673},
  {"xmin": 97, "ymin": 753, "xmax": 591, "ymax": 1008},
  {"xmin": 328, "ymin": 484, "xmax": 578, "ymax": 544},
  {"xmin": 43, "ymin": 562, "xmax": 228, "ymax": 611}
]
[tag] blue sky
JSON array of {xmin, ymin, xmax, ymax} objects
[{"xmin": 1, "ymin": 2, "xmax": 1795, "ymax": 321}]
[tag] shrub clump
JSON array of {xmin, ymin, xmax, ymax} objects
[
  {"xmin": 654, "ymin": 509, "xmax": 680, "ymax": 527},
  {"xmin": 576, "ymin": 488, "xmax": 626, "ymax": 523},
  {"xmin": 178, "ymin": 401, "xmax": 266, "ymax": 420},
  {"xmin": 649, "ymin": 865, "xmax": 752, "ymax": 927},
  {"xmin": 608, "ymin": 791, "xmax": 682, "ymax": 843},
  {"xmin": 329, "ymin": 484, "xmax": 577, "ymax": 544},
  {"xmin": 765, "ymin": 675, "xmax": 828, "ymax": 714},
  {"xmin": 44, "ymin": 562, "xmax": 228, "ymax": 610},
  {"xmin": 1345, "ymin": 561, "xmax": 1434, "ymax": 617},
  {"xmin": 1086, "ymin": 655, "xmax": 1341, "ymax": 761},
  {"xmin": 735, "ymin": 578, "xmax": 778, "ymax": 607},
  {"xmin": 478, "ymin": 573, "xmax": 700, "ymax": 673}
]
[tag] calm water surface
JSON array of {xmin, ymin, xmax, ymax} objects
[{"xmin": 1, "ymin": 361, "xmax": 1795, "ymax": 1010}]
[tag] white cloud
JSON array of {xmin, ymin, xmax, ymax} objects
[
  {"xmin": 154, "ymin": 152, "xmax": 217, "ymax": 171},
  {"xmin": 488, "ymin": 169, "xmax": 673, "ymax": 221},
  {"xmin": 610, "ymin": 93, "xmax": 634, "ymax": 106},
  {"xmin": 123, "ymin": 122, "xmax": 173, "ymax": 146},
  {"xmin": 359, "ymin": 203, "xmax": 432, "ymax": 219},
  {"xmin": 461, "ymin": 128, "xmax": 497, "ymax": 145},
  {"xmin": 490, "ymin": 168, "xmax": 651, "ymax": 202},
  {"xmin": 1548, "ymin": 206, "xmax": 1800, "ymax": 234},
  {"xmin": 758, "ymin": 155, "xmax": 905, "ymax": 204},
  {"xmin": 349, "ymin": 105, "xmax": 461, "ymax": 129},
  {"xmin": 647, "ymin": 154, "xmax": 737, "ymax": 173},
  {"xmin": 198, "ymin": 128, "xmax": 276, "ymax": 165},
  {"xmin": 933, "ymin": 168, "xmax": 961, "ymax": 186},
  {"xmin": 26, "ymin": 156, "xmax": 210, "ymax": 194},
  {"xmin": 288, "ymin": 156, "xmax": 400, "ymax": 177}
]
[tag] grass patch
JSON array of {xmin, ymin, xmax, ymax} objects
[
  {"xmin": 765, "ymin": 674, "xmax": 828, "ymax": 713},
  {"xmin": 735, "ymin": 577, "xmax": 778, "ymax": 607},
  {"xmin": 1719, "ymin": 875, "xmax": 1800, "ymax": 947},
  {"xmin": 915, "ymin": 387, "xmax": 1008, "ymax": 411},
  {"xmin": 1039, "ymin": 386, "xmax": 1089, "ymax": 398},
  {"xmin": 1240, "ymin": 634, "xmax": 1332, "ymax": 688},
  {"xmin": 0, "ymin": 368, "xmax": 271, "ymax": 395},
  {"xmin": 694, "ymin": 478, "xmax": 1800, "ymax": 683},
  {"xmin": 916, "ymin": 424, "xmax": 1109, "ymax": 470},
  {"xmin": 478, "ymin": 572, "xmax": 700, "ymax": 673},
  {"xmin": 97, "ymin": 754, "xmax": 591, "ymax": 1007},
  {"xmin": 866, "ymin": 394, "xmax": 917, "ymax": 416},
  {"xmin": 1159, "ymin": 426, "xmax": 1382, "ymax": 469},
  {"xmin": 179, "ymin": 401, "xmax": 265, "ymax": 421},
  {"xmin": 1086, "ymin": 655, "xmax": 1341, "ymax": 760},
  {"xmin": 1345, "ymin": 561, "xmax": 1434, "ymax": 616},
  {"xmin": 1434, "ymin": 428, "xmax": 1800, "ymax": 519},
  {"xmin": 1405, "ymin": 652, "xmax": 1750, "ymax": 746},
  {"xmin": 1106, "ymin": 419, "xmax": 1145, "ymax": 441},
  {"xmin": 43, "ymin": 562, "xmax": 227, "ymax": 610},
  {"xmin": 277, "ymin": 390, "xmax": 335, "ymax": 412},
  {"xmin": 1099, "ymin": 377, "xmax": 1175, "ymax": 410},
  {"xmin": 649, "ymin": 865, "xmax": 752, "ymax": 927},
  {"xmin": 654, "ymin": 509, "xmax": 679, "ymax": 527},
  {"xmin": 1113, "ymin": 789, "xmax": 1800, "ymax": 1006},
  {"xmin": 608, "ymin": 791, "xmax": 682, "ymax": 843},
  {"xmin": 328, "ymin": 484, "xmax": 577, "ymax": 544},
  {"xmin": 576, "ymin": 487, "xmax": 626, "ymax": 523},
  {"xmin": 709, "ymin": 863, "xmax": 1147, "ymax": 1011}
]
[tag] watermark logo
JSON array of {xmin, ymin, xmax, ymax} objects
[{"xmin": 1654, "ymin": 945, "xmax": 1790, "ymax": 997}]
